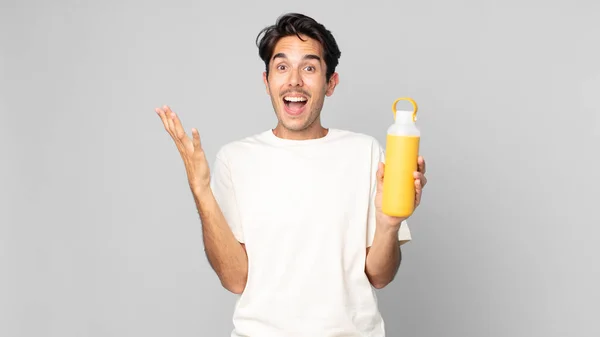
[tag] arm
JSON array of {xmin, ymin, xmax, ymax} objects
[
  {"xmin": 154, "ymin": 106, "xmax": 248, "ymax": 294},
  {"xmin": 193, "ymin": 187, "xmax": 248, "ymax": 294},
  {"xmin": 365, "ymin": 223, "xmax": 403, "ymax": 289},
  {"xmin": 363, "ymin": 137, "xmax": 426, "ymax": 289}
]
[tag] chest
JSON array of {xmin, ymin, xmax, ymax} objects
[{"xmin": 230, "ymin": 147, "xmax": 372, "ymax": 241}]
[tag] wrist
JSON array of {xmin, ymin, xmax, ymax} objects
[
  {"xmin": 190, "ymin": 183, "xmax": 212, "ymax": 201},
  {"xmin": 376, "ymin": 214, "xmax": 404, "ymax": 230},
  {"xmin": 374, "ymin": 220, "xmax": 400, "ymax": 238}
]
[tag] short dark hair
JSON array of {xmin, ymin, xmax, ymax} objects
[{"xmin": 256, "ymin": 13, "xmax": 342, "ymax": 82}]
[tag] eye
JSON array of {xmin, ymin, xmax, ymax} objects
[
  {"xmin": 277, "ymin": 64, "xmax": 287, "ymax": 71},
  {"xmin": 304, "ymin": 66, "xmax": 315, "ymax": 72}
]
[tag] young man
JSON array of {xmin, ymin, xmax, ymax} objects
[{"xmin": 155, "ymin": 13, "xmax": 427, "ymax": 337}]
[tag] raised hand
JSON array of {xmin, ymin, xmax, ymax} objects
[{"xmin": 155, "ymin": 105, "xmax": 210, "ymax": 193}]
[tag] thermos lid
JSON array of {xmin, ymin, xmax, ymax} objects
[{"xmin": 394, "ymin": 110, "xmax": 416, "ymax": 123}]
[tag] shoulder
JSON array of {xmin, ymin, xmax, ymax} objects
[{"xmin": 214, "ymin": 130, "xmax": 272, "ymax": 161}]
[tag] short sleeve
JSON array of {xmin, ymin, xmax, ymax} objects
[
  {"xmin": 366, "ymin": 139, "xmax": 412, "ymax": 247},
  {"xmin": 210, "ymin": 148, "xmax": 245, "ymax": 243}
]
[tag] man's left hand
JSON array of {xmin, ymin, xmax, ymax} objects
[{"xmin": 374, "ymin": 156, "xmax": 428, "ymax": 229}]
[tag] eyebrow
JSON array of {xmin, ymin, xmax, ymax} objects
[{"xmin": 272, "ymin": 53, "xmax": 321, "ymax": 62}]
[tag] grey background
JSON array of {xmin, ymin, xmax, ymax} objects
[{"xmin": 1, "ymin": 0, "xmax": 599, "ymax": 336}]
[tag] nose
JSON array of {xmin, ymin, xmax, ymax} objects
[{"xmin": 288, "ymin": 68, "xmax": 303, "ymax": 87}]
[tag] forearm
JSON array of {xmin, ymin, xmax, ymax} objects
[
  {"xmin": 192, "ymin": 187, "xmax": 248, "ymax": 294},
  {"xmin": 365, "ymin": 222, "xmax": 401, "ymax": 289}
]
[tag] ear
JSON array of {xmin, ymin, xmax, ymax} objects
[
  {"xmin": 263, "ymin": 71, "xmax": 270, "ymax": 95},
  {"xmin": 325, "ymin": 72, "xmax": 339, "ymax": 97}
]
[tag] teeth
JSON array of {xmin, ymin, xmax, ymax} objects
[{"xmin": 284, "ymin": 97, "xmax": 307, "ymax": 102}]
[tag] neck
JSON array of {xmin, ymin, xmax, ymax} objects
[{"xmin": 272, "ymin": 120, "xmax": 328, "ymax": 140}]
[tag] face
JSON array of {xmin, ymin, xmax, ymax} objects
[{"xmin": 263, "ymin": 34, "xmax": 339, "ymax": 138}]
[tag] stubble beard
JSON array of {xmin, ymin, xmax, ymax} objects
[
  {"xmin": 278, "ymin": 101, "xmax": 323, "ymax": 132},
  {"xmin": 270, "ymin": 92, "xmax": 325, "ymax": 132}
]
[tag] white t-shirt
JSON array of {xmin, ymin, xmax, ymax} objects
[{"xmin": 210, "ymin": 128, "xmax": 412, "ymax": 337}]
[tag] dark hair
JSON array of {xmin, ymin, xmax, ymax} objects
[{"xmin": 256, "ymin": 13, "xmax": 341, "ymax": 82}]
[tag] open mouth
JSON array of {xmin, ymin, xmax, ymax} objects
[{"xmin": 283, "ymin": 96, "xmax": 308, "ymax": 115}]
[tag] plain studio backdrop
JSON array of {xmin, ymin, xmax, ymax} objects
[{"xmin": 1, "ymin": 0, "xmax": 599, "ymax": 336}]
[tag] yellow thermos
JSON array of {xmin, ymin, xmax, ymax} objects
[{"xmin": 382, "ymin": 97, "xmax": 421, "ymax": 217}]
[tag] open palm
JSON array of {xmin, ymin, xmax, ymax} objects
[{"xmin": 155, "ymin": 105, "xmax": 211, "ymax": 192}]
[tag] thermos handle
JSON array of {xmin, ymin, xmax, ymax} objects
[{"xmin": 392, "ymin": 97, "xmax": 418, "ymax": 122}]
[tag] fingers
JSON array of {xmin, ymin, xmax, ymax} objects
[
  {"xmin": 162, "ymin": 105, "xmax": 176, "ymax": 132},
  {"xmin": 156, "ymin": 105, "xmax": 191, "ymax": 140},
  {"xmin": 415, "ymin": 157, "xmax": 427, "ymax": 207},
  {"xmin": 156, "ymin": 105, "xmax": 176, "ymax": 137},
  {"xmin": 413, "ymin": 171, "xmax": 426, "ymax": 207},
  {"xmin": 418, "ymin": 156, "xmax": 426, "ymax": 174},
  {"xmin": 376, "ymin": 162, "xmax": 384, "ymax": 191},
  {"xmin": 192, "ymin": 128, "xmax": 201, "ymax": 151},
  {"xmin": 415, "ymin": 179, "xmax": 422, "ymax": 206},
  {"xmin": 155, "ymin": 107, "xmax": 170, "ymax": 133},
  {"xmin": 164, "ymin": 106, "xmax": 187, "ymax": 141},
  {"xmin": 413, "ymin": 171, "xmax": 427, "ymax": 188}
]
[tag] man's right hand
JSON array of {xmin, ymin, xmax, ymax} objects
[{"xmin": 155, "ymin": 105, "xmax": 210, "ymax": 193}]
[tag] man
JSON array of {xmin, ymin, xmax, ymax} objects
[{"xmin": 155, "ymin": 12, "xmax": 427, "ymax": 337}]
